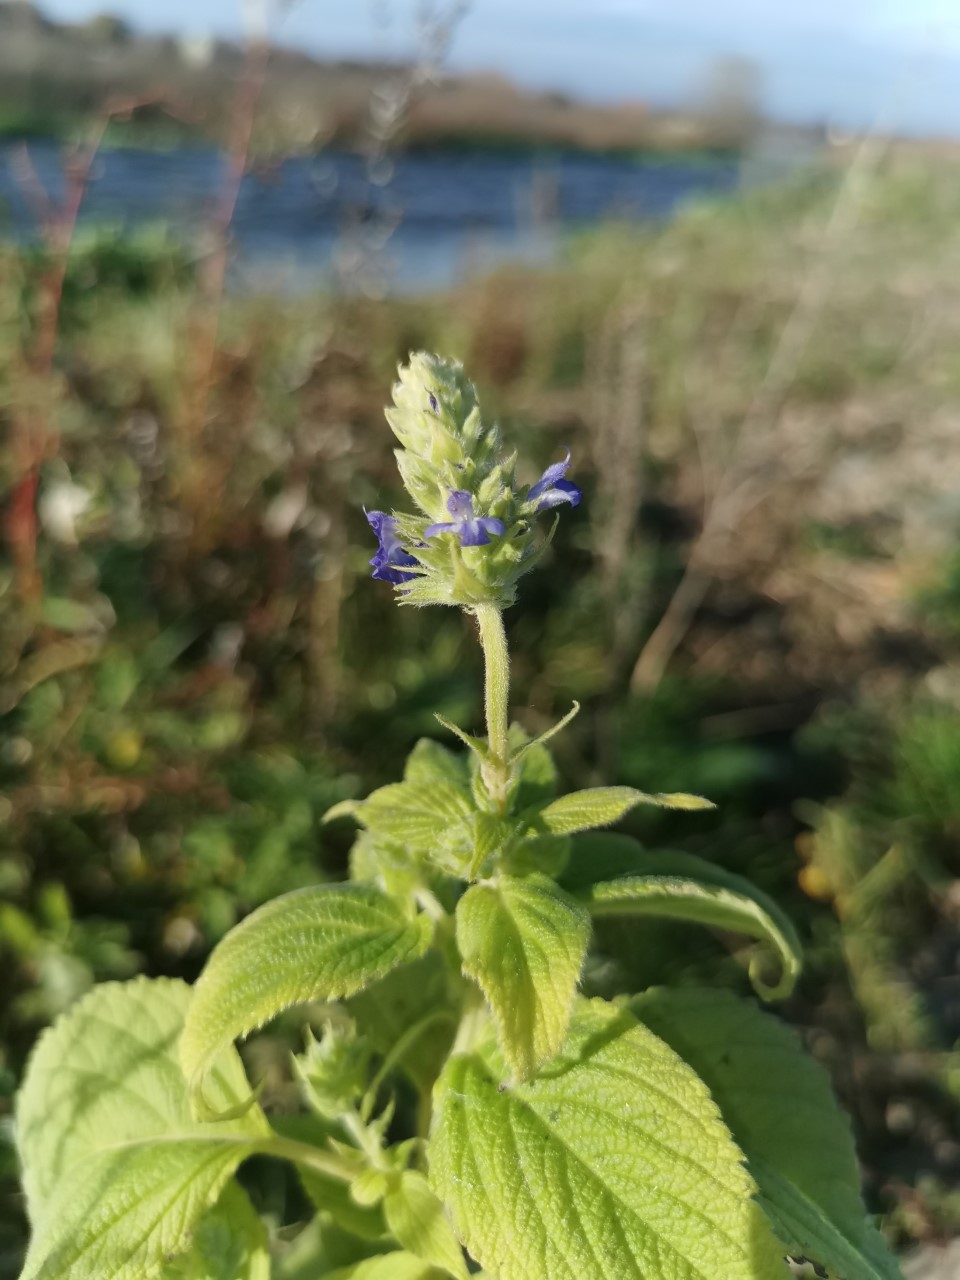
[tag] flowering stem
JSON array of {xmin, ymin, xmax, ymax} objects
[{"xmin": 474, "ymin": 603, "xmax": 512, "ymax": 811}]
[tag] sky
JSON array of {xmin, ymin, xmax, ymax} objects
[{"xmin": 31, "ymin": 0, "xmax": 960, "ymax": 134}]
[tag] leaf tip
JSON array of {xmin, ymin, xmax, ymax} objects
[
  {"xmin": 322, "ymin": 798, "xmax": 361, "ymax": 824},
  {"xmin": 652, "ymin": 791, "xmax": 718, "ymax": 812}
]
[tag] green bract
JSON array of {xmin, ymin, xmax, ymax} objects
[{"xmin": 13, "ymin": 353, "xmax": 904, "ymax": 1280}]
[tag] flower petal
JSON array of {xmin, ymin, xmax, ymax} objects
[
  {"xmin": 459, "ymin": 519, "xmax": 493, "ymax": 547},
  {"xmin": 527, "ymin": 449, "xmax": 571, "ymax": 501},
  {"xmin": 367, "ymin": 508, "xmax": 418, "ymax": 582},
  {"xmin": 446, "ymin": 490, "xmax": 475, "ymax": 519},
  {"xmin": 425, "ymin": 521, "xmax": 457, "ymax": 538},
  {"xmin": 372, "ymin": 560, "xmax": 417, "ymax": 584},
  {"xmin": 536, "ymin": 478, "xmax": 582, "ymax": 511}
]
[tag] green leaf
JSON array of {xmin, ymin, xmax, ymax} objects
[
  {"xmin": 531, "ymin": 785, "xmax": 712, "ymax": 838},
  {"xmin": 404, "ymin": 739, "xmax": 470, "ymax": 788},
  {"xmin": 532, "ymin": 786, "xmax": 644, "ymax": 835},
  {"xmin": 358, "ymin": 781, "xmax": 474, "ymax": 853},
  {"xmin": 558, "ymin": 831, "xmax": 653, "ymax": 891},
  {"xmin": 16, "ymin": 977, "xmax": 270, "ymax": 1280},
  {"xmin": 163, "ymin": 1183, "xmax": 269, "ymax": 1280},
  {"xmin": 429, "ymin": 998, "xmax": 788, "ymax": 1280},
  {"xmin": 297, "ymin": 1164, "xmax": 388, "ymax": 1241},
  {"xmin": 456, "ymin": 875, "xmax": 590, "ymax": 1082},
  {"xmin": 634, "ymin": 988, "xmax": 903, "ymax": 1280},
  {"xmin": 181, "ymin": 884, "xmax": 434, "ymax": 1105},
  {"xmin": 508, "ymin": 734, "xmax": 559, "ymax": 810},
  {"xmin": 349, "ymin": 952, "xmax": 456, "ymax": 1095},
  {"xmin": 570, "ymin": 836, "xmax": 801, "ymax": 999},
  {"xmin": 647, "ymin": 790, "xmax": 717, "ymax": 810},
  {"xmin": 383, "ymin": 1171, "xmax": 468, "ymax": 1280},
  {"xmin": 326, "ymin": 1253, "xmax": 451, "ymax": 1280},
  {"xmin": 466, "ymin": 810, "xmax": 514, "ymax": 878},
  {"xmin": 324, "ymin": 799, "xmax": 362, "ymax": 823}
]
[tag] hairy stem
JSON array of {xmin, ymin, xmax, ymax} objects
[{"xmin": 474, "ymin": 603, "xmax": 512, "ymax": 811}]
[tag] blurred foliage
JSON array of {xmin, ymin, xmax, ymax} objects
[{"xmin": 5, "ymin": 154, "xmax": 960, "ymax": 1267}]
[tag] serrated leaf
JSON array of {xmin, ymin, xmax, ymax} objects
[
  {"xmin": 533, "ymin": 786, "xmax": 714, "ymax": 838},
  {"xmin": 429, "ymin": 998, "xmax": 788, "ymax": 1280},
  {"xmin": 359, "ymin": 782, "xmax": 473, "ymax": 852},
  {"xmin": 404, "ymin": 739, "xmax": 470, "ymax": 788},
  {"xmin": 16, "ymin": 978, "xmax": 270, "ymax": 1280},
  {"xmin": 383, "ymin": 1171, "xmax": 468, "ymax": 1280},
  {"xmin": 532, "ymin": 786, "xmax": 643, "ymax": 835},
  {"xmin": 456, "ymin": 875, "xmax": 590, "ymax": 1082},
  {"xmin": 181, "ymin": 884, "xmax": 434, "ymax": 1104},
  {"xmin": 634, "ymin": 988, "xmax": 903, "ymax": 1280},
  {"xmin": 162, "ymin": 1183, "xmax": 269, "ymax": 1280},
  {"xmin": 571, "ymin": 836, "xmax": 801, "ymax": 999}
]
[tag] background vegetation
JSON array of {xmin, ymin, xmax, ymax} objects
[
  {"xmin": 0, "ymin": 3, "xmax": 771, "ymax": 153},
  {"xmin": 3, "ymin": 144, "xmax": 960, "ymax": 1274}
]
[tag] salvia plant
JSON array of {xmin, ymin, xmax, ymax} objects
[{"xmin": 14, "ymin": 353, "xmax": 903, "ymax": 1280}]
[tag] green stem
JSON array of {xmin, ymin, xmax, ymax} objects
[
  {"xmin": 340, "ymin": 1110, "xmax": 387, "ymax": 1170},
  {"xmin": 474, "ymin": 603, "xmax": 512, "ymax": 811},
  {"xmin": 260, "ymin": 1134, "xmax": 356, "ymax": 1182},
  {"xmin": 360, "ymin": 1008, "xmax": 456, "ymax": 1122}
]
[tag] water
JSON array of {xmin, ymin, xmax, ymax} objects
[{"xmin": 0, "ymin": 142, "xmax": 741, "ymax": 293}]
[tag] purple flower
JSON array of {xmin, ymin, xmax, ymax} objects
[
  {"xmin": 425, "ymin": 490, "xmax": 505, "ymax": 547},
  {"xmin": 527, "ymin": 449, "xmax": 582, "ymax": 512},
  {"xmin": 366, "ymin": 510, "xmax": 418, "ymax": 584}
]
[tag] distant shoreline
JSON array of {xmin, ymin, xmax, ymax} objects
[
  {"xmin": 0, "ymin": 3, "xmax": 823, "ymax": 159},
  {"xmin": 0, "ymin": 112, "xmax": 751, "ymax": 166}
]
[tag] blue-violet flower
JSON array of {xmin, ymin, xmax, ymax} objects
[
  {"xmin": 527, "ymin": 449, "xmax": 582, "ymax": 511},
  {"xmin": 425, "ymin": 490, "xmax": 505, "ymax": 547},
  {"xmin": 366, "ymin": 510, "xmax": 418, "ymax": 584}
]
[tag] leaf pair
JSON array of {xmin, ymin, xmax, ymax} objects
[
  {"xmin": 429, "ymin": 994, "xmax": 904, "ymax": 1280},
  {"xmin": 457, "ymin": 831, "xmax": 802, "ymax": 1084}
]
